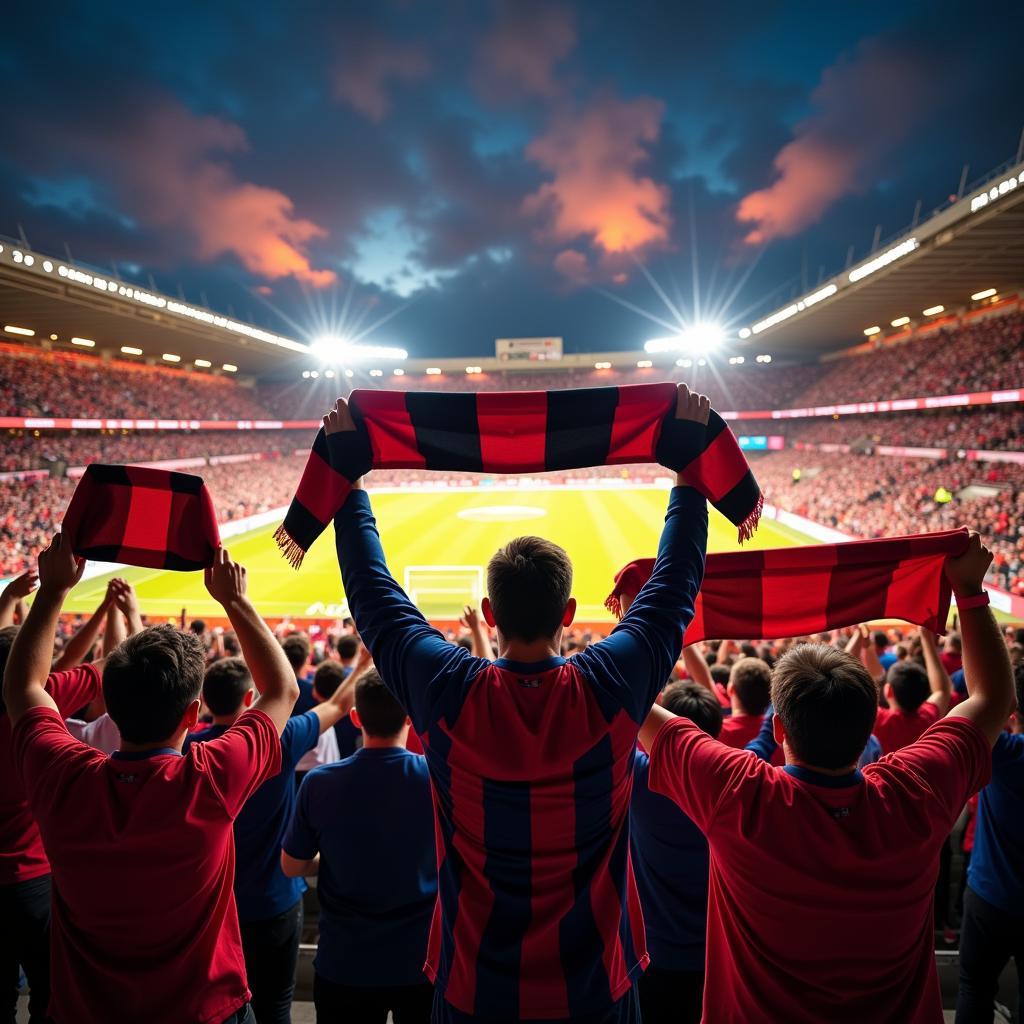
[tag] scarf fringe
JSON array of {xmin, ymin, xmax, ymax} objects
[
  {"xmin": 604, "ymin": 594, "xmax": 622, "ymax": 620},
  {"xmin": 737, "ymin": 492, "xmax": 763, "ymax": 544},
  {"xmin": 273, "ymin": 523, "xmax": 307, "ymax": 569}
]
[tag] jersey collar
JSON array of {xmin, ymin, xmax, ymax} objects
[
  {"xmin": 783, "ymin": 764, "xmax": 863, "ymax": 788},
  {"xmin": 494, "ymin": 656, "xmax": 567, "ymax": 674},
  {"xmin": 111, "ymin": 747, "xmax": 183, "ymax": 761}
]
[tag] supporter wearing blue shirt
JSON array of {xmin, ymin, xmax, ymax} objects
[
  {"xmin": 874, "ymin": 631, "xmax": 898, "ymax": 673},
  {"xmin": 283, "ymin": 670, "xmax": 436, "ymax": 1023},
  {"xmin": 185, "ymin": 657, "xmax": 354, "ymax": 1024},
  {"xmin": 956, "ymin": 661, "xmax": 1024, "ymax": 1021},
  {"xmin": 630, "ymin": 681, "xmax": 723, "ymax": 1024},
  {"xmin": 310, "ymin": 659, "xmax": 361, "ymax": 759}
]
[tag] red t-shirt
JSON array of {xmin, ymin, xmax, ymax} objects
[
  {"xmin": 874, "ymin": 702, "xmax": 941, "ymax": 754},
  {"xmin": 718, "ymin": 714, "xmax": 763, "ymax": 749},
  {"xmin": 649, "ymin": 714, "xmax": 989, "ymax": 1023},
  {"xmin": 0, "ymin": 664, "xmax": 101, "ymax": 884},
  {"xmin": 13, "ymin": 706, "xmax": 281, "ymax": 1024}
]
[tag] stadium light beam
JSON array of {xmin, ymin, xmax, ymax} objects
[
  {"xmin": 71, "ymin": 337, "xmax": 95, "ymax": 348},
  {"xmin": 645, "ymin": 322, "xmax": 725, "ymax": 355},
  {"xmin": 891, "ymin": 316, "xmax": 911, "ymax": 328},
  {"xmin": 311, "ymin": 334, "xmax": 408, "ymax": 364},
  {"xmin": 971, "ymin": 287, "xmax": 997, "ymax": 301},
  {"xmin": 4, "ymin": 325, "xmax": 34, "ymax": 336},
  {"xmin": 922, "ymin": 305, "xmax": 944, "ymax": 316},
  {"xmin": 120, "ymin": 346, "xmax": 143, "ymax": 356}
]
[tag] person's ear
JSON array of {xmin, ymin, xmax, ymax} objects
[
  {"xmin": 243, "ymin": 689, "xmax": 255, "ymax": 708},
  {"xmin": 404, "ymin": 715, "xmax": 412, "ymax": 727},
  {"xmin": 183, "ymin": 699, "xmax": 201, "ymax": 731},
  {"xmin": 772, "ymin": 715, "xmax": 785, "ymax": 746},
  {"xmin": 883, "ymin": 682, "xmax": 894, "ymax": 703},
  {"xmin": 727, "ymin": 681, "xmax": 735, "ymax": 696},
  {"xmin": 350, "ymin": 707, "xmax": 362, "ymax": 730},
  {"xmin": 562, "ymin": 597, "xmax": 577, "ymax": 628},
  {"xmin": 481, "ymin": 597, "xmax": 496, "ymax": 629}
]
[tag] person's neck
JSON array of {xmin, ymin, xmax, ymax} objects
[
  {"xmin": 118, "ymin": 734, "xmax": 187, "ymax": 755},
  {"xmin": 210, "ymin": 711, "xmax": 243, "ymax": 727},
  {"xmin": 784, "ymin": 752, "xmax": 859, "ymax": 776},
  {"xmin": 362, "ymin": 733, "xmax": 407, "ymax": 749},
  {"xmin": 497, "ymin": 637, "xmax": 562, "ymax": 664},
  {"xmin": 730, "ymin": 700, "xmax": 750, "ymax": 717}
]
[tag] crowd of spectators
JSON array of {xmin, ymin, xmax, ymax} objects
[
  {"xmin": 0, "ymin": 344, "xmax": 274, "ymax": 419},
  {"xmin": 755, "ymin": 451, "xmax": 1024, "ymax": 593}
]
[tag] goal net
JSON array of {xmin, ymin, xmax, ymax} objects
[{"xmin": 403, "ymin": 565, "xmax": 485, "ymax": 619}]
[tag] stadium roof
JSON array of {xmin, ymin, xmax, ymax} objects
[
  {"xmin": 737, "ymin": 157, "xmax": 1024, "ymax": 354},
  {"xmin": 0, "ymin": 239, "xmax": 309, "ymax": 377},
  {"xmin": 1, "ymin": 156, "xmax": 1021, "ymax": 375}
]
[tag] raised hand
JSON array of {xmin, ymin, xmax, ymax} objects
[
  {"xmin": 204, "ymin": 548, "xmax": 248, "ymax": 608},
  {"xmin": 460, "ymin": 605, "xmax": 482, "ymax": 630},
  {"xmin": 323, "ymin": 397, "xmax": 356, "ymax": 434},
  {"xmin": 4, "ymin": 569, "xmax": 39, "ymax": 600},
  {"xmin": 38, "ymin": 533, "xmax": 85, "ymax": 596},
  {"xmin": 675, "ymin": 382, "xmax": 711, "ymax": 425},
  {"xmin": 945, "ymin": 531, "xmax": 992, "ymax": 597}
]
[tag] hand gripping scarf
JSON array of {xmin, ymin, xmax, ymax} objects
[
  {"xmin": 276, "ymin": 382, "xmax": 762, "ymax": 568},
  {"xmin": 606, "ymin": 528, "xmax": 970, "ymax": 641}
]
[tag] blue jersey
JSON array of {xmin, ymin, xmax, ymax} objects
[
  {"xmin": 334, "ymin": 486, "xmax": 707, "ymax": 1019},
  {"xmin": 283, "ymin": 747, "xmax": 436, "ymax": 987},
  {"xmin": 968, "ymin": 731, "xmax": 1024, "ymax": 913},
  {"xmin": 184, "ymin": 710, "xmax": 321, "ymax": 921},
  {"xmin": 630, "ymin": 751, "xmax": 708, "ymax": 971}
]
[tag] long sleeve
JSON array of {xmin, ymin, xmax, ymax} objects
[
  {"xmin": 575, "ymin": 486, "xmax": 708, "ymax": 722},
  {"xmin": 333, "ymin": 490, "xmax": 487, "ymax": 731}
]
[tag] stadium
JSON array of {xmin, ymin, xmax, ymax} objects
[{"xmin": 3, "ymin": 6, "xmax": 1024, "ymax": 1024}]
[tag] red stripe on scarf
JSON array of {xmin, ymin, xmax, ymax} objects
[
  {"xmin": 294, "ymin": 448, "xmax": 352, "ymax": 526},
  {"xmin": 355, "ymin": 391, "xmax": 426, "ymax": 467},
  {"xmin": 122, "ymin": 483, "xmax": 173, "ymax": 552},
  {"xmin": 608, "ymin": 382, "xmax": 675, "ymax": 463},
  {"xmin": 678, "ymin": 426, "xmax": 749, "ymax": 503},
  {"xmin": 477, "ymin": 391, "xmax": 547, "ymax": 473}
]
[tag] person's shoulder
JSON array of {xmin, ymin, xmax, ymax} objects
[{"xmin": 918, "ymin": 701, "xmax": 942, "ymax": 722}]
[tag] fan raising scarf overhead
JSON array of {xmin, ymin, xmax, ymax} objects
[{"xmin": 275, "ymin": 383, "xmax": 763, "ymax": 568}]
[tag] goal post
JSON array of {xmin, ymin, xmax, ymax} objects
[{"xmin": 403, "ymin": 565, "xmax": 485, "ymax": 619}]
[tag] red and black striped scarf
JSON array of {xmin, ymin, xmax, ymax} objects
[
  {"xmin": 276, "ymin": 382, "xmax": 762, "ymax": 567},
  {"xmin": 62, "ymin": 464, "xmax": 221, "ymax": 571},
  {"xmin": 606, "ymin": 528, "xmax": 970, "ymax": 640}
]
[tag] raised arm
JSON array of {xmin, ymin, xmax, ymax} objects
[
  {"xmin": 945, "ymin": 532, "xmax": 1015, "ymax": 745},
  {"xmin": 3, "ymin": 533, "xmax": 84, "ymax": 722},
  {"xmin": 326, "ymin": 399, "xmax": 483, "ymax": 725},
  {"xmin": 0, "ymin": 570, "xmax": 38, "ymax": 627},
  {"xmin": 682, "ymin": 644, "xmax": 716, "ymax": 694},
  {"xmin": 204, "ymin": 548, "xmax": 299, "ymax": 735},
  {"xmin": 575, "ymin": 385, "xmax": 710, "ymax": 717},
  {"xmin": 53, "ymin": 585, "xmax": 114, "ymax": 671},
  {"xmin": 309, "ymin": 666, "xmax": 359, "ymax": 732},
  {"xmin": 460, "ymin": 605, "xmax": 494, "ymax": 661},
  {"xmin": 919, "ymin": 627, "xmax": 953, "ymax": 715},
  {"xmin": 103, "ymin": 580, "xmax": 128, "ymax": 658}
]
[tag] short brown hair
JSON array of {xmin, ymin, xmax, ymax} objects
[
  {"xmin": 355, "ymin": 670, "xmax": 407, "ymax": 738},
  {"xmin": 662, "ymin": 681, "xmax": 723, "ymax": 738},
  {"xmin": 771, "ymin": 644, "xmax": 877, "ymax": 771},
  {"xmin": 281, "ymin": 633, "xmax": 310, "ymax": 672},
  {"xmin": 729, "ymin": 657, "xmax": 772, "ymax": 715},
  {"xmin": 486, "ymin": 536, "xmax": 572, "ymax": 642}
]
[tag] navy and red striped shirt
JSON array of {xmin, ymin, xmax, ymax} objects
[{"xmin": 334, "ymin": 485, "xmax": 707, "ymax": 1020}]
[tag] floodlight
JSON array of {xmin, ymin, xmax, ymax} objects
[
  {"xmin": 645, "ymin": 322, "xmax": 724, "ymax": 355},
  {"xmin": 311, "ymin": 334, "xmax": 408, "ymax": 363}
]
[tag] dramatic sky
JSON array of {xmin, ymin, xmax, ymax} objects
[{"xmin": 1, "ymin": 1, "xmax": 1022, "ymax": 357}]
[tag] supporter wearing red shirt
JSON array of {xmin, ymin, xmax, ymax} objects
[
  {"xmin": 640, "ymin": 533, "xmax": 1012, "ymax": 1023},
  {"xmin": 717, "ymin": 657, "xmax": 772, "ymax": 749},
  {"xmin": 3, "ymin": 539, "xmax": 300, "ymax": 1024},
  {"xmin": 873, "ymin": 629, "xmax": 953, "ymax": 754},
  {"xmin": 0, "ymin": 571, "xmax": 101, "ymax": 1024}
]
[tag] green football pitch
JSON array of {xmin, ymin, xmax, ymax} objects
[{"xmin": 61, "ymin": 487, "xmax": 812, "ymax": 623}]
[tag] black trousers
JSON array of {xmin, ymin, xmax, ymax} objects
[
  {"xmin": 955, "ymin": 886, "xmax": 1024, "ymax": 1022},
  {"xmin": 637, "ymin": 965, "xmax": 704, "ymax": 1024},
  {"xmin": 431, "ymin": 984, "xmax": 640, "ymax": 1023},
  {"xmin": 222, "ymin": 1005, "xmax": 256, "ymax": 1024},
  {"xmin": 1, "ymin": 874, "xmax": 51, "ymax": 1024},
  {"xmin": 314, "ymin": 973, "xmax": 433, "ymax": 1023},
  {"xmin": 239, "ymin": 899, "xmax": 303, "ymax": 1024}
]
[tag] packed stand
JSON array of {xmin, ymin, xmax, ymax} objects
[
  {"xmin": 1, "ymin": 381, "xmax": 1022, "ymax": 1024},
  {"xmin": 0, "ymin": 344, "xmax": 275, "ymax": 419},
  {"xmin": 755, "ymin": 450, "xmax": 1024, "ymax": 592}
]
